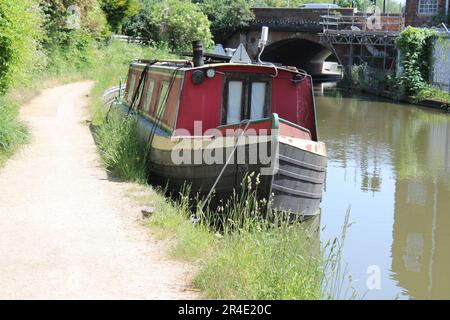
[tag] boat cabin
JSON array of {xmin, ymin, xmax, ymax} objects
[
  {"xmin": 117, "ymin": 43, "xmax": 327, "ymax": 219},
  {"xmin": 124, "ymin": 56, "xmax": 318, "ymax": 141}
]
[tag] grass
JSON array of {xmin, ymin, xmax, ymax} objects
[
  {"xmin": 416, "ymin": 86, "xmax": 450, "ymax": 105},
  {"xmin": 0, "ymin": 96, "xmax": 28, "ymax": 166},
  {"xmin": 193, "ymin": 222, "xmax": 323, "ymax": 299},
  {"xmin": 94, "ymin": 111, "xmax": 148, "ymax": 182},
  {"xmin": 0, "ymin": 73, "xmax": 84, "ymax": 167},
  {"xmin": 0, "ymin": 48, "xmax": 87, "ymax": 167},
  {"xmin": 140, "ymin": 178, "xmax": 353, "ymax": 300}
]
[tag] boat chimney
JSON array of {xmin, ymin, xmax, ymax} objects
[{"xmin": 192, "ymin": 40, "xmax": 204, "ymax": 67}]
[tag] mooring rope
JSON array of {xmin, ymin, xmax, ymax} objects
[
  {"xmin": 198, "ymin": 119, "xmax": 252, "ymax": 214},
  {"xmin": 144, "ymin": 65, "xmax": 183, "ymax": 167}
]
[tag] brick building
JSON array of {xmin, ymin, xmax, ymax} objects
[{"xmin": 405, "ymin": 0, "xmax": 450, "ymax": 26}]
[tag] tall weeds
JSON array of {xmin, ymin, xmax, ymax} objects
[
  {"xmin": 0, "ymin": 97, "xmax": 28, "ymax": 165},
  {"xmin": 94, "ymin": 111, "xmax": 148, "ymax": 183},
  {"xmin": 144, "ymin": 173, "xmax": 354, "ymax": 300}
]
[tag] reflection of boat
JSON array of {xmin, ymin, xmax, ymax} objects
[
  {"xmin": 105, "ymin": 41, "xmax": 327, "ymax": 219},
  {"xmin": 313, "ymin": 81, "xmax": 337, "ymax": 96}
]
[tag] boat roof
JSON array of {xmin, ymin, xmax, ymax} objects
[{"xmin": 131, "ymin": 60, "xmax": 306, "ymax": 75}]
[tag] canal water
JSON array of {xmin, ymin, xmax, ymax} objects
[{"xmin": 315, "ymin": 85, "xmax": 450, "ymax": 299}]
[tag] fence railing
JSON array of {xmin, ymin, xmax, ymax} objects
[
  {"xmin": 102, "ymin": 85, "xmax": 126, "ymax": 106},
  {"xmin": 321, "ymin": 12, "xmax": 404, "ymax": 33},
  {"xmin": 110, "ymin": 35, "xmax": 150, "ymax": 44}
]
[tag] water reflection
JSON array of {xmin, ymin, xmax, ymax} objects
[{"xmin": 316, "ymin": 89, "xmax": 450, "ymax": 299}]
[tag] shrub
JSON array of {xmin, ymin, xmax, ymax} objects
[
  {"xmin": 351, "ymin": 63, "xmax": 404, "ymax": 99},
  {"xmin": 0, "ymin": 0, "xmax": 45, "ymax": 93},
  {"xmin": 196, "ymin": 0, "xmax": 254, "ymax": 44},
  {"xmin": 122, "ymin": 0, "xmax": 160, "ymax": 42},
  {"xmin": 40, "ymin": 0, "xmax": 110, "ymax": 46},
  {"xmin": 395, "ymin": 27, "xmax": 436, "ymax": 96},
  {"xmin": 0, "ymin": 97, "xmax": 28, "ymax": 165},
  {"xmin": 47, "ymin": 29, "xmax": 98, "ymax": 75},
  {"xmin": 124, "ymin": 0, "xmax": 213, "ymax": 53},
  {"xmin": 39, "ymin": 0, "xmax": 110, "ymax": 75},
  {"xmin": 100, "ymin": 0, "xmax": 140, "ymax": 33}
]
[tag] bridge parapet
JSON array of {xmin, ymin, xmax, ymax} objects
[{"xmin": 251, "ymin": 7, "xmax": 355, "ymax": 32}]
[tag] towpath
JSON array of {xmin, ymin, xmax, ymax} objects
[{"xmin": 0, "ymin": 82, "xmax": 197, "ymax": 299}]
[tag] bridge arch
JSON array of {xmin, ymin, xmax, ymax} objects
[
  {"xmin": 260, "ymin": 37, "xmax": 334, "ymax": 76},
  {"xmin": 225, "ymin": 30, "xmax": 336, "ymax": 78}
]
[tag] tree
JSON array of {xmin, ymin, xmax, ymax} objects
[
  {"xmin": 196, "ymin": 0, "xmax": 255, "ymax": 44},
  {"xmin": 124, "ymin": 0, "xmax": 213, "ymax": 53},
  {"xmin": 100, "ymin": 0, "xmax": 140, "ymax": 33},
  {"xmin": 39, "ymin": 0, "xmax": 109, "ymax": 45},
  {"xmin": 122, "ymin": 0, "xmax": 159, "ymax": 41}
]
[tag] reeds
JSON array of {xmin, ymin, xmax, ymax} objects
[
  {"xmin": 145, "ymin": 174, "xmax": 355, "ymax": 300},
  {"xmin": 0, "ymin": 96, "xmax": 28, "ymax": 166},
  {"xmin": 94, "ymin": 111, "xmax": 148, "ymax": 183}
]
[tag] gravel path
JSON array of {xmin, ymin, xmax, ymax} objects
[{"xmin": 0, "ymin": 82, "xmax": 198, "ymax": 299}]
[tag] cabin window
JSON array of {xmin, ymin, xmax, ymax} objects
[
  {"xmin": 143, "ymin": 80, "xmax": 155, "ymax": 114},
  {"xmin": 127, "ymin": 74, "xmax": 136, "ymax": 103},
  {"xmin": 226, "ymin": 81, "xmax": 243, "ymax": 124},
  {"xmin": 156, "ymin": 81, "xmax": 169, "ymax": 117},
  {"xmin": 222, "ymin": 75, "xmax": 271, "ymax": 125},
  {"xmin": 250, "ymin": 82, "xmax": 266, "ymax": 120}
]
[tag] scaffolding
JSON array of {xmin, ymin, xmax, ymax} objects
[{"xmin": 320, "ymin": 9, "xmax": 404, "ymax": 78}]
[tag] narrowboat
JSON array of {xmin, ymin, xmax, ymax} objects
[{"xmin": 104, "ymin": 40, "xmax": 327, "ymax": 219}]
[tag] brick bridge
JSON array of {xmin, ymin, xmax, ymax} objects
[{"xmin": 225, "ymin": 7, "xmax": 403, "ymax": 78}]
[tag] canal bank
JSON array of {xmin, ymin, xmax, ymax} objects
[
  {"xmin": 336, "ymin": 83, "xmax": 450, "ymax": 113},
  {"xmin": 336, "ymin": 30, "xmax": 450, "ymax": 113},
  {"xmin": 316, "ymin": 87, "xmax": 450, "ymax": 299}
]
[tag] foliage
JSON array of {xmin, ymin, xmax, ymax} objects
[
  {"xmin": 0, "ymin": 96, "xmax": 28, "ymax": 166},
  {"xmin": 0, "ymin": 0, "xmax": 44, "ymax": 164},
  {"xmin": 122, "ymin": 0, "xmax": 160, "ymax": 42},
  {"xmin": 95, "ymin": 111, "xmax": 148, "ymax": 182},
  {"xmin": 37, "ymin": 1, "xmax": 110, "ymax": 76},
  {"xmin": 143, "ymin": 174, "xmax": 354, "ymax": 299},
  {"xmin": 416, "ymin": 86, "xmax": 450, "ymax": 105},
  {"xmin": 0, "ymin": 1, "xmax": 45, "ymax": 93},
  {"xmin": 351, "ymin": 63, "xmax": 404, "ymax": 99},
  {"xmin": 99, "ymin": 0, "xmax": 140, "ymax": 33},
  {"xmin": 395, "ymin": 27, "xmax": 437, "ymax": 96},
  {"xmin": 82, "ymin": 1, "xmax": 111, "ymax": 41},
  {"xmin": 335, "ymin": 0, "xmax": 360, "ymax": 8},
  {"xmin": 195, "ymin": 0, "xmax": 255, "ymax": 44},
  {"xmin": 127, "ymin": 0, "xmax": 213, "ymax": 53},
  {"xmin": 40, "ymin": 0, "xmax": 110, "ymax": 46}
]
